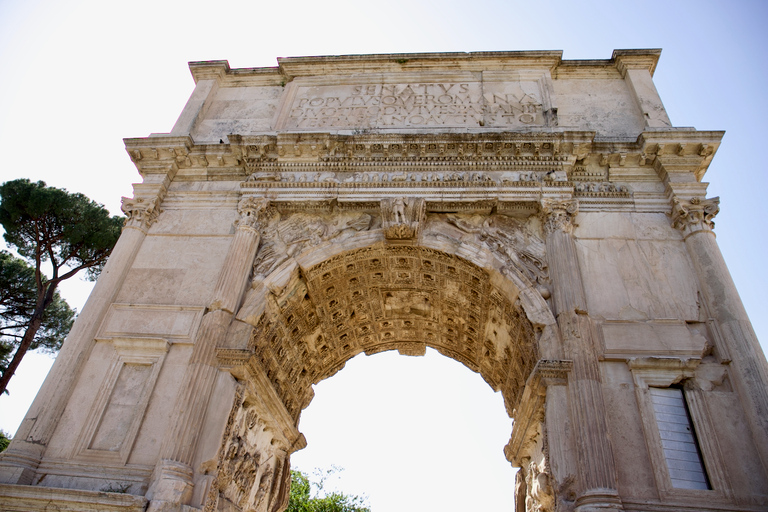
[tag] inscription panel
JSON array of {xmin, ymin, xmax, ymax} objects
[{"xmin": 279, "ymin": 79, "xmax": 550, "ymax": 130}]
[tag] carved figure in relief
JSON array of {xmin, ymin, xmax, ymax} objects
[
  {"xmin": 392, "ymin": 197, "xmax": 406, "ymax": 224},
  {"xmin": 253, "ymin": 212, "xmax": 374, "ymax": 279},
  {"xmin": 525, "ymin": 460, "xmax": 555, "ymax": 512},
  {"xmin": 207, "ymin": 399, "xmax": 293, "ymax": 512},
  {"xmin": 384, "ymin": 290, "xmax": 432, "ymax": 317},
  {"xmin": 442, "ymin": 214, "xmax": 548, "ymax": 285},
  {"xmin": 381, "ymin": 197, "xmax": 426, "ymax": 240},
  {"xmin": 573, "ymin": 181, "xmax": 628, "ymax": 194}
]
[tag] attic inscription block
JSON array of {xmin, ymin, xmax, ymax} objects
[{"xmin": 280, "ymin": 80, "xmax": 549, "ymax": 130}]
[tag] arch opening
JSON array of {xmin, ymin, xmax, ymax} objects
[
  {"xmin": 248, "ymin": 244, "xmax": 541, "ymax": 422},
  {"xmin": 290, "ymin": 349, "xmax": 518, "ymax": 511}
]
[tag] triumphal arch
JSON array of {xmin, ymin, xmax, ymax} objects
[{"xmin": 2, "ymin": 50, "xmax": 767, "ymax": 511}]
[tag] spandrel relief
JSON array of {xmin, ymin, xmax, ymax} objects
[
  {"xmin": 428, "ymin": 213, "xmax": 548, "ymax": 286},
  {"xmin": 252, "ymin": 211, "xmax": 377, "ymax": 279}
]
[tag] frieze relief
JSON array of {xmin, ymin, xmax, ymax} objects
[{"xmin": 205, "ymin": 388, "xmax": 290, "ymax": 512}]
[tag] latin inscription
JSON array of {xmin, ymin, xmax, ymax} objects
[{"xmin": 284, "ymin": 82, "xmax": 547, "ymax": 130}]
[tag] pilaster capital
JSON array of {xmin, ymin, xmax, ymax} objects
[
  {"xmin": 235, "ymin": 197, "xmax": 275, "ymax": 233},
  {"xmin": 540, "ymin": 198, "xmax": 578, "ymax": 235},
  {"xmin": 670, "ymin": 195, "xmax": 720, "ymax": 236},
  {"xmin": 121, "ymin": 196, "xmax": 162, "ymax": 232}
]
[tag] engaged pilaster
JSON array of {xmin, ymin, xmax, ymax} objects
[
  {"xmin": 0, "ymin": 180, "xmax": 170, "ymax": 485},
  {"xmin": 540, "ymin": 198, "xmax": 623, "ymax": 511},
  {"xmin": 147, "ymin": 197, "xmax": 271, "ymax": 511},
  {"xmin": 670, "ymin": 194, "xmax": 768, "ymax": 469}
]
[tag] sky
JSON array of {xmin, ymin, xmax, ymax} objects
[{"xmin": 0, "ymin": 0, "xmax": 767, "ymax": 510}]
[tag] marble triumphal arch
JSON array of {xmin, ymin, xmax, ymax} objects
[{"xmin": 2, "ymin": 50, "xmax": 768, "ymax": 511}]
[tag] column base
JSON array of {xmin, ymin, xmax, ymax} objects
[
  {"xmin": 575, "ymin": 488, "xmax": 624, "ymax": 511},
  {"xmin": 146, "ymin": 459, "xmax": 194, "ymax": 512},
  {"xmin": 0, "ymin": 450, "xmax": 41, "ymax": 485},
  {"xmin": 0, "ymin": 483, "xmax": 147, "ymax": 512}
]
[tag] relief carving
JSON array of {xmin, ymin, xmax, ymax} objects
[
  {"xmin": 573, "ymin": 181, "xmax": 629, "ymax": 195},
  {"xmin": 252, "ymin": 211, "xmax": 375, "ymax": 279},
  {"xmin": 525, "ymin": 460, "xmax": 555, "ymax": 512},
  {"xmin": 205, "ymin": 391, "xmax": 289, "ymax": 512},
  {"xmin": 381, "ymin": 197, "xmax": 426, "ymax": 239},
  {"xmin": 439, "ymin": 213, "xmax": 548, "ymax": 285}
]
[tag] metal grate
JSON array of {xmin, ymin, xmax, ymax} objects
[{"xmin": 649, "ymin": 387, "xmax": 711, "ymax": 490}]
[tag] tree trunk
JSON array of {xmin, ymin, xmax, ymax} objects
[{"xmin": 0, "ymin": 283, "xmax": 56, "ymax": 395}]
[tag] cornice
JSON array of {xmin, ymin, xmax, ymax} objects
[
  {"xmin": 185, "ymin": 49, "xmax": 666, "ymax": 87},
  {"xmin": 124, "ymin": 131, "xmax": 724, "ymax": 185},
  {"xmin": 612, "ymin": 48, "xmax": 662, "ymax": 77}
]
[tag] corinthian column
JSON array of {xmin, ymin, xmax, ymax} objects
[
  {"xmin": 147, "ymin": 197, "xmax": 271, "ymax": 511},
  {"xmin": 671, "ymin": 195, "xmax": 768, "ymax": 468},
  {"xmin": 540, "ymin": 199, "xmax": 622, "ymax": 511}
]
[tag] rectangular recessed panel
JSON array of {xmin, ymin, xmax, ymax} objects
[
  {"xmin": 650, "ymin": 387, "xmax": 710, "ymax": 490},
  {"xmin": 90, "ymin": 363, "xmax": 152, "ymax": 452}
]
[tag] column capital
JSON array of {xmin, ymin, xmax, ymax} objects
[
  {"xmin": 121, "ymin": 196, "xmax": 162, "ymax": 232},
  {"xmin": 540, "ymin": 198, "xmax": 578, "ymax": 235},
  {"xmin": 235, "ymin": 196, "xmax": 276, "ymax": 233},
  {"xmin": 671, "ymin": 195, "xmax": 720, "ymax": 236}
]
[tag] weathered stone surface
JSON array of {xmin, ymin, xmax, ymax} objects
[{"xmin": 1, "ymin": 49, "xmax": 767, "ymax": 512}]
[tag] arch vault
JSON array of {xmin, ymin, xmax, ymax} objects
[{"xmin": 1, "ymin": 50, "xmax": 767, "ymax": 512}]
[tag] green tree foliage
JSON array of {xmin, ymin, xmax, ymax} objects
[
  {"xmin": 0, "ymin": 251, "xmax": 75, "ymax": 377},
  {"xmin": 0, "ymin": 179, "xmax": 123, "ymax": 394},
  {"xmin": 287, "ymin": 468, "xmax": 370, "ymax": 512},
  {"xmin": 0, "ymin": 430, "xmax": 10, "ymax": 452}
]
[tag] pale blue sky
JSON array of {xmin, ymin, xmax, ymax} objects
[{"xmin": 0, "ymin": 1, "xmax": 766, "ymax": 510}]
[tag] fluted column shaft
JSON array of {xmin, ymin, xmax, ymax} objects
[
  {"xmin": 673, "ymin": 196, "xmax": 768, "ymax": 471},
  {"xmin": 149, "ymin": 198, "xmax": 269, "ymax": 509},
  {"xmin": 541, "ymin": 199, "xmax": 622, "ymax": 511}
]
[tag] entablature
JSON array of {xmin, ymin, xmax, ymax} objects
[{"xmin": 124, "ymin": 130, "xmax": 722, "ymax": 215}]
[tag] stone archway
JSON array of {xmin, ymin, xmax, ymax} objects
[
  {"xmin": 206, "ymin": 224, "xmax": 559, "ymax": 512},
  {"xmin": 4, "ymin": 51, "xmax": 767, "ymax": 512}
]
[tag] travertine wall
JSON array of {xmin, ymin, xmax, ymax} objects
[{"xmin": 1, "ymin": 50, "xmax": 767, "ymax": 512}]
